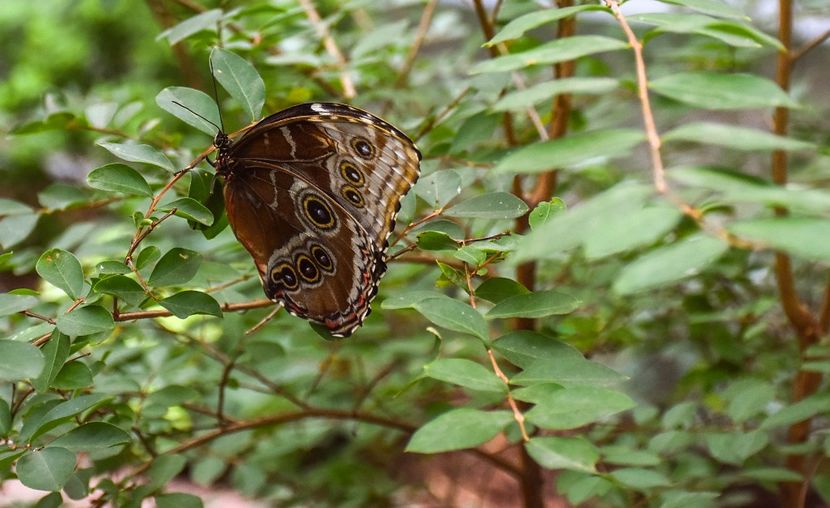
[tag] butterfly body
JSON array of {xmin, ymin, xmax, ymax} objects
[{"xmin": 215, "ymin": 103, "xmax": 421, "ymax": 337}]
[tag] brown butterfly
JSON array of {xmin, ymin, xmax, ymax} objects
[{"xmin": 213, "ymin": 103, "xmax": 421, "ymax": 337}]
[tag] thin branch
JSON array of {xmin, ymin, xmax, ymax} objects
[
  {"xmin": 116, "ymin": 299, "xmax": 273, "ymax": 321},
  {"xmin": 297, "ymin": 0, "xmax": 357, "ymax": 98},
  {"xmin": 791, "ymin": 28, "xmax": 830, "ymax": 62},
  {"xmin": 395, "ymin": 0, "xmax": 439, "ymax": 88}
]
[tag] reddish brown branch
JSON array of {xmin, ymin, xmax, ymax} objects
[{"xmin": 116, "ymin": 299, "xmax": 273, "ymax": 321}]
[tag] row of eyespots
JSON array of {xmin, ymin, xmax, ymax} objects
[
  {"xmin": 338, "ymin": 137, "xmax": 373, "ymax": 209},
  {"xmin": 269, "ymin": 244, "xmax": 336, "ymax": 290}
]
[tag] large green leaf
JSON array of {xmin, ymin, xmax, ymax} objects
[
  {"xmin": 97, "ymin": 141, "xmax": 175, "ymax": 172},
  {"xmin": 87, "ymin": 163, "xmax": 153, "ymax": 197},
  {"xmin": 486, "ymin": 290, "xmax": 581, "ymax": 319},
  {"xmin": 0, "ymin": 340, "xmax": 45, "ymax": 382},
  {"xmin": 211, "ymin": 48, "xmax": 265, "ymax": 122},
  {"xmin": 406, "ymin": 409, "xmax": 512, "ymax": 453},
  {"xmin": 0, "ymin": 293, "xmax": 39, "ymax": 316},
  {"xmin": 729, "ymin": 218, "xmax": 830, "ymax": 262},
  {"xmin": 495, "ymin": 129, "xmax": 644, "ymax": 174},
  {"xmin": 445, "ymin": 192, "xmax": 528, "ymax": 219},
  {"xmin": 486, "ymin": 5, "xmax": 605, "ymax": 46},
  {"xmin": 56, "ymin": 305, "xmax": 115, "ymax": 337},
  {"xmin": 0, "ymin": 213, "xmax": 39, "ymax": 249},
  {"xmin": 471, "ymin": 36, "xmax": 627, "ymax": 74},
  {"xmin": 650, "ymin": 72, "xmax": 798, "ymax": 109},
  {"xmin": 148, "ymin": 248, "xmax": 202, "ymax": 287},
  {"xmin": 159, "ymin": 291, "xmax": 223, "ymax": 319},
  {"xmin": 518, "ymin": 385, "xmax": 635, "ymax": 429},
  {"xmin": 525, "ymin": 436, "xmax": 599, "ymax": 473},
  {"xmin": 156, "ymin": 86, "xmax": 220, "ymax": 136},
  {"xmin": 413, "ymin": 297, "xmax": 488, "ymax": 340},
  {"xmin": 492, "ymin": 331, "xmax": 582, "ymax": 369},
  {"xmin": 613, "ymin": 233, "xmax": 729, "ymax": 295},
  {"xmin": 36, "ymin": 248, "xmax": 84, "ymax": 299},
  {"xmin": 422, "ymin": 358, "xmax": 505, "ymax": 393},
  {"xmin": 657, "ymin": 0, "xmax": 748, "ymax": 19},
  {"xmin": 93, "ymin": 275, "xmax": 147, "ymax": 308},
  {"xmin": 703, "ymin": 431, "xmax": 768, "ymax": 465},
  {"xmin": 664, "ymin": 122, "xmax": 813, "ymax": 151},
  {"xmin": 51, "ymin": 422, "xmax": 131, "ymax": 452},
  {"xmin": 16, "ymin": 447, "xmax": 76, "ymax": 492},
  {"xmin": 20, "ymin": 394, "xmax": 111, "ymax": 443},
  {"xmin": 493, "ymin": 78, "xmax": 619, "ymax": 112},
  {"xmin": 511, "ymin": 356, "xmax": 626, "ymax": 387}
]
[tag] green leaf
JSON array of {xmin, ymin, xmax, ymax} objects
[
  {"xmin": 740, "ymin": 467, "xmax": 802, "ymax": 482},
  {"xmin": 211, "ymin": 48, "xmax": 265, "ymax": 122},
  {"xmin": 51, "ymin": 422, "xmax": 130, "ymax": 452},
  {"xmin": 32, "ymin": 331, "xmax": 70, "ymax": 393},
  {"xmin": 93, "ymin": 275, "xmax": 147, "ymax": 308},
  {"xmin": 664, "ymin": 122, "xmax": 812, "ymax": 151},
  {"xmin": 159, "ymin": 291, "xmax": 222, "ymax": 319},
  {"xmin": 486, "ymin": 290, "xmax": 581, "ymax": 319},
  {"xmin": 87, "ymin": 163, "xmax": 153, "ymax": 197},
  {"xmin": 519, "ymin": 385, "xmax": 636, "ymax": 429},
  {"xmin": 495, "ymin": 129, "xmax": 644, "ymax": 174},
  {"xmin": 659, "ymin": 491, "xmax": 720, "ymax": 508},
  {"xmin": 528, "ymin": 198, "xmax": 566, "ymax": 230},
  {"xmin": 37, "ymin": 183, "xmax": 87, "ymax": 211},
  {"xmin": 525, "ymin": 436, "xmax": 599, "ymax": 473},
  {"xmin": 511, "ymin": 356, "xmax": 626, "ymax": 387},
  {"xmin": 761, "ymin": 394, "xmax": 830, "ymax": 430},
  {"xmin": 493, "ymin": 331, "xmax": 583, "ymax": 369},
  {"xmin": 602, "ymin": 446, "xmax": 660, "ymax": 467},
  {"xmin": 0, "ymin": 293, "xmax": 38, "ymax": 316},
  {"xmin": 20, "ymin": 393, "xmax": 111, "ymax": 443},
  {"xmin": 156, "ymin": 493, "xmax": 204, "ymax": 508},
  {"xmin": 613, "ymin": 233, "xmax": 729, "ymax": 295},
  {"xmin": 582, "ymin": 204, "xmax": 683, "ymax": 261},
  {"xmin": 416, "ymin": 231, "xmax": 458, "ymax": 251},
  {"xmin": 423, "ymin": 358, "xmax": 505, "ymax": 393},
  {"xmin": 650, "ymin": 72, "xmax": 798, "ymax": 110},
  {"xmin": 0, "ymin": 198, "xmax": 34, "ymax": 215},
  {"xmin": 56, "ymin": 306, "xmax": 114, "ymax": 337},
  {"xmin": 147, "ymin": 455, "xmax": 188, "ymax": 491},
  {"xmin": 36, "ymin": 248, "xmax": 84, "ymax": 299},
  {"xmin": 148, "ymin": 248, "xmax": 202, "ymax": 287},
  {"xmin": 96, "ymin": 260, "xmax": 131, "ymax": 275},
  {"xmin": 53, "ymin": 362, "xmax": 94, "ymax": 390},
  {"xmin": 493, "ymin": 78, "xmax": 619, "ymax": 112},
  {"xmin": 723, "ymin": 379, "xmax": 774, "ymax": 423},
  {"xmin": 159, "ymin": 8, "xmax": 222, "ymax": 45},
  {"xmin": 635, "ymin": 13, "xmax": 782, "ymax": 50},
  {"xmin": 657, "ymin": 0, "xmax": 748, "ymax": 19},
  {"xmin": 156, "ymin": 86, "xmax": 220, "ymax": 136},
  {"xmin": 471, "ymin": 36, "xmax": 628, "ymax": 74},
  {"xmin": 475, "ymin": 278, "xmax": 530, "ymax": 304},
  {"xmin": 381, "ymin": 290, "xmax": 447, "ymax": 310},
  {"xmin": 729, "ymin": 218, "xmax": 830, "ymax": 262},
  {"xmin": 406, "ymin": 409, "xmax": 512, "ymax": 453},
  {"xmin": 0, "ymin": 213, "xmax": 39, "ymax": 249},
  {"xmin": 136, "ymin": 245, "xmax": 161, "ymax": 271},
  {"xmin": 413, "ymin": 170, "xmax": 462, "ymax": 208},
  {"xmin": 486, "ymin": 5, "xmax": 605, "ymax": 45},
  {"xmin": 611, "ymin": 468, "xmax": 671, "ymax": 490},
  {"xmin": 146, "ymin": 385, "xmax": 200, "ymax": 407},
  {"xmin": 0, "ymin": 340, "xmax": 45, "ymax": 381},
  {"xmin": 161, "ymin": 197, "xmax": 214, "ymax": 226},
  {"xmin": 445, "ymin": 192, "xmax": 528, "ymax": 219},
  {"xmin": 703, "ymin": 431, "xmax": 768, "ymax": 465},
  {"xmin": 0, "ymin": 399, "xmax": 10, "ymax": 436},
  {"xmin": 97, "ymin": 141, "xmax": 174, "ymax": 172},
  {"xmin": 413, "ymin": 297, "xmax": 488, "ymax": 340},
  {"xmin": 16, "ymin": 447, "xmax": 76, "ymax": 492},
  {"xmin": 191, "ymin": 457, "xmax": 225, "ymax": 486}
]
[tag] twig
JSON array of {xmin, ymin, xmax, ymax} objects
[
  {"xmin": 297, "ymin": 0, "xmax": 357, "ymax": 98},
  {"xmin": 116, "ymin": 299, "xmax": 273, "ymax": 321},
  {"xmin": 394, "ymin": 0, "xmax": 439, "ymax": 88},
  {"xmin": 244, "ymin": 304, "xmax": 282, "ymax": 335},
  {"xmin": 413, "ymin": 86, "xmax": 471, "ymax": 142},
  {"xmin": 20, "ymin": 310, "xmax": 56, "ymax": 325},
  {"xmin": 791, "ymin": 28, "xmax": 830, "ymax": 63}
]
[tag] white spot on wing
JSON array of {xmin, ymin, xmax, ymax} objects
[{"xmin": 311, "ymin": 103, "xmax": 329, "ymax": 114}]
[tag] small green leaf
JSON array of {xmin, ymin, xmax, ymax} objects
[
  {"xmin": 147, "ymin": 455, "xmax": 188, "ymax": 492},
  {"xmin": 582, "ymin": 205, "xmax": 682, "ymax": 261},
  {"xmin": 493, "ymin": 330, "xmax": 583, "ymax": 369},
  {"xmin": 86, "ymin": 163, "xmax": 153, "ymax": 197},
  {"xmin": 414, "ymin": 297, "xmax": 488, "ymax": 340},
  {"xmin": 20, "ymin": 394, "xmax": 110, "ymax": 443},
  {"xmin": 211, "ymin": 48, "xmax": 265, "ymax": 121},
  {"xmin": 485, "ymin": 5, "xmax": 605, "ymax": 45},
  {"xmin": 471, "ymin": 36, "xmax": 627, "ymax": 74},
  {"xmin": 0, "ymin": 293, "xmax": 39, "ymax": 316},
  {"xmin": 423, "ymin": 358, "xmax": 505, "ymax": 393},
  {"xmin": 650, "ymin": 72, "xmax": 798, "ymax": 110},
  {"xmin": 528, "ymin": 198, "xmax": 566, "ymax": 230},
  {"xmin": 36, "ymin": 248, "xmax": 84, "ymax": 299},
  {"xmin": 16, "ymin": 447, "xmax": 76, "ymax": 492},
  {"xmin": 381, "ymin": 290, "xmax": 447, "ymax": 310},
  {"xmin": 0, "ymin": 340, "xmax": 45, "ymax": 381},
  {"xmin": 159, "ymin": 8, "xmax": 222, "ymax": 45},
  {"xmin": 191, "ymin": 457, "xmax": 225, "ymax": 487},
  {"xmin": 56, "ymin": 306, "xmax": 114, "ymax": 337},
  {"xmin": 446, "ymin": 192, "xmax": 529, "ymax": 219},
  {"xmin": 96, "ymin": 260, "xmax": 131, "ymax": 275},
  {"xmin": 664, "ymin": 122, "xmax": 813, "ymax": 151},
  {"xmin": 495, "ymin": 129, "xmax": 644, "ymax": 174},
  {"xmin": 136, "ymin": 245, "xmax": 161, "ymax": 271},
  {"xmin": 493, "ymin": 78, "xmax": 618, "ymax": 112},
  {"xmin": 32, "ymin": 331, "xmax": 70, "ymax": 393},
  {"xmin": 475, "ymin": 278, "xmax": 530, "ymax": 304},
  {"xmin": 729, "ymin": 218, "xmax": 830, "ymax": 262},
  {"xmin": 0, "ymin": 399, "xmax": 11, "ymax": 436},
  {"xmin": 0, "ymin": 213, "xmax": 39, "ymax": 249},
  {"xmin": 51, "ymin": 422, "xmax": 130, "ymax": 452},
  {"xmin": 611, "ymin": 468, "xmax": 671, "ymax": 490},
  {"xmin": 511, "ymin": 356, "xmax": 626, "ymax": 387},
  {"xmin": 723, "ymin": 379, "xmax": 774, "ymax": 423},
  {"xmin": 149, "ymin": 248, "xmax": 202, "ymax": 287},
  {"xmin": 156, "ymin": 493, "xmax": 203, "ymax": 508},
  {"xmin": 486, "ymin": 290, "xmax": 581, "ymax": 319},
  {"xmin": 53, "ymin": 362, "xmax": 94, "ymax": 390},
  {"xmin": 613, "ymin": 233, "xmax": 728, "ymax": 295},
  {"xmin": 519, "ymin": 385, "xmax": 635, "ymax": 429},
  {"xmin": 413, "ymin": 170, "xmax": 462, "ymax": 208},
  {"xmin": 156, "ymin": 86, "xmax": 220, "ymax": 136},
  {"xmin": 93, "ymin": 275, "xmax": 147, "ymax": 308},
  {"xmin": 406, "ymin": 409, "xmax": 512, "ymax": 453},
  {"xmin": 37, "ymin": 183, "xmax": 87, "ymax": 211},
  {"xmin": 657, "ymin": 0, "xmax": 748, "ymax": 19},
  {"xmin": 97, "ymin": 141, "xmax": 174, "ymax": 172},
  {"xmin": 416, "ymin": 231, "xmax": 458, "ymax": 251},
  {"xmin": 761, "ymin": 394, "xmax": 830, "ymax": 430},
  {"xmin": 526, "ymin": 436, "xmax": 599, "ymax": 473},
  {"xmin": 161, "ymin": 197, "xmax": 214, "ymax": 226},
  {"xmin": 703, "ymin": 431, "xmax": 768, "ymax": 465},
  {"xmin": 159, "ymin": 291, "xmax": 222, "ymax": 319},
  {"xmin": 740, "ymin": 467, "xmax": 802, "ymax": 482}
]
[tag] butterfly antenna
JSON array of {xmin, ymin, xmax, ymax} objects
[
  {"xmin": 209, "ymin": 53, "xmax": 226, "ymax": 134},
  {"xmin": 171, "ymin": 101, "xmax": 222, "ymax": 134}
]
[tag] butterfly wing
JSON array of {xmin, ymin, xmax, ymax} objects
[{"xmin": 218, "ymin": 103, "xmax": 420, "ymax": 336}]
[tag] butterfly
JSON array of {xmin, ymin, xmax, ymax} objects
[{"xmin": 213, "ymin": 103, "xmax": 421, "ymax": 337}]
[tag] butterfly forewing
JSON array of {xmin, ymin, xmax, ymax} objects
[{"xmin": 217, "ymin": 102, "xmax": 420, "ymax": 336}]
